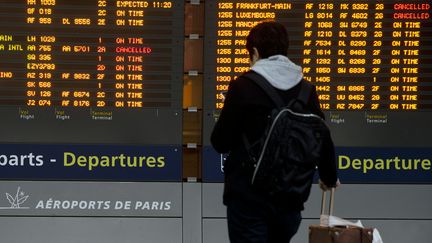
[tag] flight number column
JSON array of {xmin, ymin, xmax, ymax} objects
[
  {"xmin": 58, "ymin": 2, "xmax": 94, "ymax": 108},
  {"xmin": 26, "ymin": 0, "xmax": 56, "ymax": 107},
  {"xmin": 304, "ymin": 3, "xmax": 334, "ymax": 110},
  {"xmin": 337, "ymin": 3, "xmax": 369, "ymax": 111}
]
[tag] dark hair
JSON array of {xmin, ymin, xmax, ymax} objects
[{"xmin": 246, "ymin": 21, "xmax": 289, "ymax": 60}]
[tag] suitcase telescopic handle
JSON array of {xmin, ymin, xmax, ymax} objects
[{"xmin": 321, "ymin": 188, "xmax": 335, "ymax": 216}]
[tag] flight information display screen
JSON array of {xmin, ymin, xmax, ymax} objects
[
  {"xmin": 203, "ymin": 0, "xmax": 432, "ymax": 183},
  {"xmin": 0, "ymin": 0, "xmax": 184, "ymax": 144},
  {"xmin": 0, "ymin": 0, "xmax": 184, "ymax": 181},
  {"xmin": 206, "ymin": 1, "xmax": 431, "ymax": 112}
]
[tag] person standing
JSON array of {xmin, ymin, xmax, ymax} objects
[{"xmin": 211, "ymin": 21, "xmax": 339, "ymax": 243}]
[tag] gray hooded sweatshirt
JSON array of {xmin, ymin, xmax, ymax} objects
[{"xmin": 250, "ymin": 54, "xmax": 303, "ymax": 90}]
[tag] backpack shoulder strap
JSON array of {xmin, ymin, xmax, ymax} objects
[
  {"xmin": 297, "ymin": 79, "xmax": 313, "ymax": 106},
  {"xmin": 243, "ymin": 71, "xmax": 285, "ymax": 108},
  {"xmin": 244, "ymin": 71, "xmax": 313, "ymax": 107}
]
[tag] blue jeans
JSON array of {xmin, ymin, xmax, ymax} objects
[{"xmin": 227, "ymin": 197, "xmax": 302, "ymax": 243}]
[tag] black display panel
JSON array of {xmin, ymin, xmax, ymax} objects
[
  {"xmin": 0, "ymin": 0, "xmax": 184, "ymax": 181},
  {"xmin": 0, "ymin": 0, "xmax": 183, "ymax": 145},
  {"xmin": 203, "ymin": 0, "xmax": 432, "ymax": 183}
]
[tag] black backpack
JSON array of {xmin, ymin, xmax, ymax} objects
[{"xmin": 242, "ymin": 71, "xmax": 330, "ymax": 200}]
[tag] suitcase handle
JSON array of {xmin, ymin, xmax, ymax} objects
[{"xmin": 321, "ymin": 188, "xmax": 335, "ymax": 216}]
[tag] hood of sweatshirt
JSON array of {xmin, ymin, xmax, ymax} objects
[{"xmin": 250, "ymin": 55, "xmax": 303, "ymax": 90}]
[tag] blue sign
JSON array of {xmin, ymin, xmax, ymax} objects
[
  {"xmin": 336, "ymin": 147, "xmax": 432, "ymax": 183},
  {"xmin": 0, "ymin": 144, "xmax": 182, "ymax": 181},
  {"xmin": 202, "ymin": 146, "xmax": 225, "ymax": 182},
  {"xmin": 202, "ymin": 146, "xmax": 432, "ymax": 183}
]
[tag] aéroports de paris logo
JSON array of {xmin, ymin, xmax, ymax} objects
[{"xmin": 0, "ymin": 187, "xmax": 30, "ymax": 209}]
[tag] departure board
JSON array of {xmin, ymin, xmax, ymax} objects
[
  {"xmin": 204, "ymin": 0, "xmax": 432, "ymax": 147},
  {"xmin": 0, "ymin": 0, "xmax": 184, "ymax": 144},
  {"xmin": 206, "ymin": 1, "xmax": 431, "ymax": 111},
  {"xmin": 203, "ymin": 0, "xmax": 432, "ymax": 183}
]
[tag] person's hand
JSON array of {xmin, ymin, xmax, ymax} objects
[
  {"xmin": 319, "ymin": 179, "xmax": 340, "ymax": 191},
  {"xmin": 220, "ymin": 91, "xmax": 227, "ymax": 102}
]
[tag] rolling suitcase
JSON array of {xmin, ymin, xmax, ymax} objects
[{"xmin": 309, "ymin": 189, "xmax": 373, "ymax": 243}]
